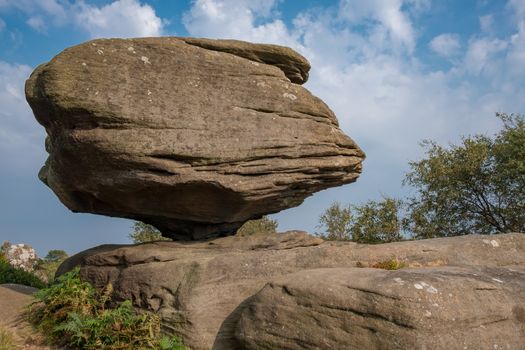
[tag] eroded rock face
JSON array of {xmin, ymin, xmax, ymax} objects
[
  {"xmin": 57, "ymin": 232, "xmax": 525, "ymax": 350},
  {"xmin": 234, "ymin": 267, "xmax": 525, "ymax": 350},
  {"xmin": 25, "ymin": 37, "xmax": 364, "ymax": 240}
]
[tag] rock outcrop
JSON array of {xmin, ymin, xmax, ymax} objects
[
  {"xmin": 25, "ymin": 37, "xmax": 364, "ymax": 240},
  {"xmin": 1, "ymin": 242, "xmax": 38, "ymax": 272},
  {"xmin": 57, "ymin": 232, "xmax": 525, "ymax": 350}
]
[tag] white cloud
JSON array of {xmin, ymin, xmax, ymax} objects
[
  {"xmin": 507, "ymin": 0, "xmax": 525, "ymax": 18},
  {"xmin": 464, "ymin": 37, "xmax": 508, "ymax": 75},
  {"xmin": 27, "ymin": 16, "xmax": 46, "ymax": 33},
  {"xmin": 0, "ymin": 61, "xmax": 46, "ymax": 170},
  {"xmin": 338, "ymin": 0, "xmax": 417, "ymax": 53},
  {"xmin": 75, "ymin": 0, "xmax": 165, "ymax": 38},
  {"xmin": 0, "ymin": 0, "xmax": 165, "ymax": 38},
  {"xmin": 0, "ymin": 17, "xmax": 5, "ymax": 31},
  {"xmin": 479, "ymin": 15, "xmax": 494, "ymax": 33},
  {"xmin": 406, "ymin": 0, "xmax": 431, "ymax": 13},
  {"xmin": 289, "ymin": 15, "xmax": 498, "ymax": 166},
  {"xmin": 182, "ymin": 0, "xmax": 297, "ymax": 46},
  {"xmin": 0, "ymin": 0, "xmax": 67, "ymax": 24},
  {"xmin": 429, "ymin": 33, "xmax": 461, "ymax": 58}
]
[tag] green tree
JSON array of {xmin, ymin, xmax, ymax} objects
[
  {"xmin": 351, "ymin": 198, "xmax": 404, "ymax": 243},
  {"xmin": 35, "ymin": 249, "xmax": 69, "ymax": 283},
  {"xmin": 128, "ymin": 222, "xmax": 172, "ymax": 244},
  {"xmin": 44, "ymin": 250, "xmax": 68, "ymax": 262},
  {"xmin": 316, "ymin": 202, "xmax": 352, "ymax": 241},
  {"xmin": 236, "ymin": 216, "xmax": 278, "ymax": 236},
  {"xmin": 404, "ymin": 113, "xmax": 525, "ymax": 238},
  {"xmin": 317, "ymin": 199, "xmax": 404, "ymax": 243}
]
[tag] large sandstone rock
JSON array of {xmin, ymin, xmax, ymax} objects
[
  {"xmin": 57, "ymin": 232, "xmax": 525, "ymax": 350},
  {"xmin": 25, "ymin": 37, "xmax": 364, "ymax": 240},
  {"xmin": 233, "ymin": 267, "xmax": 525, "ymax": 350}
]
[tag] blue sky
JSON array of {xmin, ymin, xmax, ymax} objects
[{"xmin": 1, "ymin": 0, "xmax": 524, "ymax": 256}]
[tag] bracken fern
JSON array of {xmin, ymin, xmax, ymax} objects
[{"xmin": 27, "ymin": 268, "xmax": 186, "ymax": 350}]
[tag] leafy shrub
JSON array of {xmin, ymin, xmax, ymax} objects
[
  {"xmin": 0, "ymin": 325, "xmax": 16, "ymax": 350},
  {"xmin": 158, "ymin": 336, "xmax": 186, "ymax": 350},
  {"xmin": 0, "ymin": 260, "xmax": 46, "ymax": 289},
  {"xmin": 129, "ymin": 222, "xmax": 172, "ymax": 244},
  {"xmin": 28, "ymin": 268, "xmax": 185, "ymax": 349}
]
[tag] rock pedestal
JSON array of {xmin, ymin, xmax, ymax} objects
[{"xmin": 58, "ymin": 232, "xmax": 525, "ymax": 350}]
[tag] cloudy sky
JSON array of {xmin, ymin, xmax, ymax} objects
[{"xmin": 1, "ymin": 0, "xmax": 524, "ymax": 256}]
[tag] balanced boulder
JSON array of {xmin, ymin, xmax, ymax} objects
[{"xmin": 25, "ymin": 37, "xmax": 364, "ymax": 240}]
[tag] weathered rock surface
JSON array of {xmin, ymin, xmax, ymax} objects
[
  {"xmin": 234, "ymin": 267, "xmax": 525, "ymax": 350},
  {"xmin": 25, "ymin": 37, "xmax": 364, "ymax": 240},
  {"xmin": 58, "ymin": 232, "xmax": 525, "ymax": 350}
]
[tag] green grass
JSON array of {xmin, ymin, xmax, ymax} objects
[
  {"xmin": 27, "ymin": 268, "xmax": 186, "ymax": 350},
  {"xmin": 355, "ymin": 258, "xmax": 408, "ymax": 270},
  {"xmin": 371, "ymin": 258, "xmax": 408, "ymax": 270}
]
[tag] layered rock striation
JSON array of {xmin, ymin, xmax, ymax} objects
[{"xmin": 25, "ymin": 37, "xmax": 364, "ymax": 240}]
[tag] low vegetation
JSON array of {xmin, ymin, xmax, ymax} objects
[
  {"xmin": 129, "ymin": 222, "xmax": 172, "ymax": 244},
  {"xmin": 130, "ymin": 215, "xmax": 279, "ymax": 243},
  {"xmin": 35, "ymin": 249, "xmax": 69, "ymax": 283},
  {"xmin": 27, "ymin": 268, "xmax": 186, "ymax": 350},
  {"xmin": 370, "ymin": 258, "xmax": 408, "ymax": 270},
  {"xmin": 0, "ymin": 255, "xmax": 46, "ymax": 289},
  {"xmin": 0, "ymin": 326, "xmax": 16, "ymax": 350},
  {"xmin": 236, "ymin": 216, "xmax": 278, "ymax": 236},
  {"xmin": 355, "ymin": 258, "xmax": 408, "ymax": 270}
]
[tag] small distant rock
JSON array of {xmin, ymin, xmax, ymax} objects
[{"xmin": 1, "ymin": 242, "xmax": 38, "ymax": 272}]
